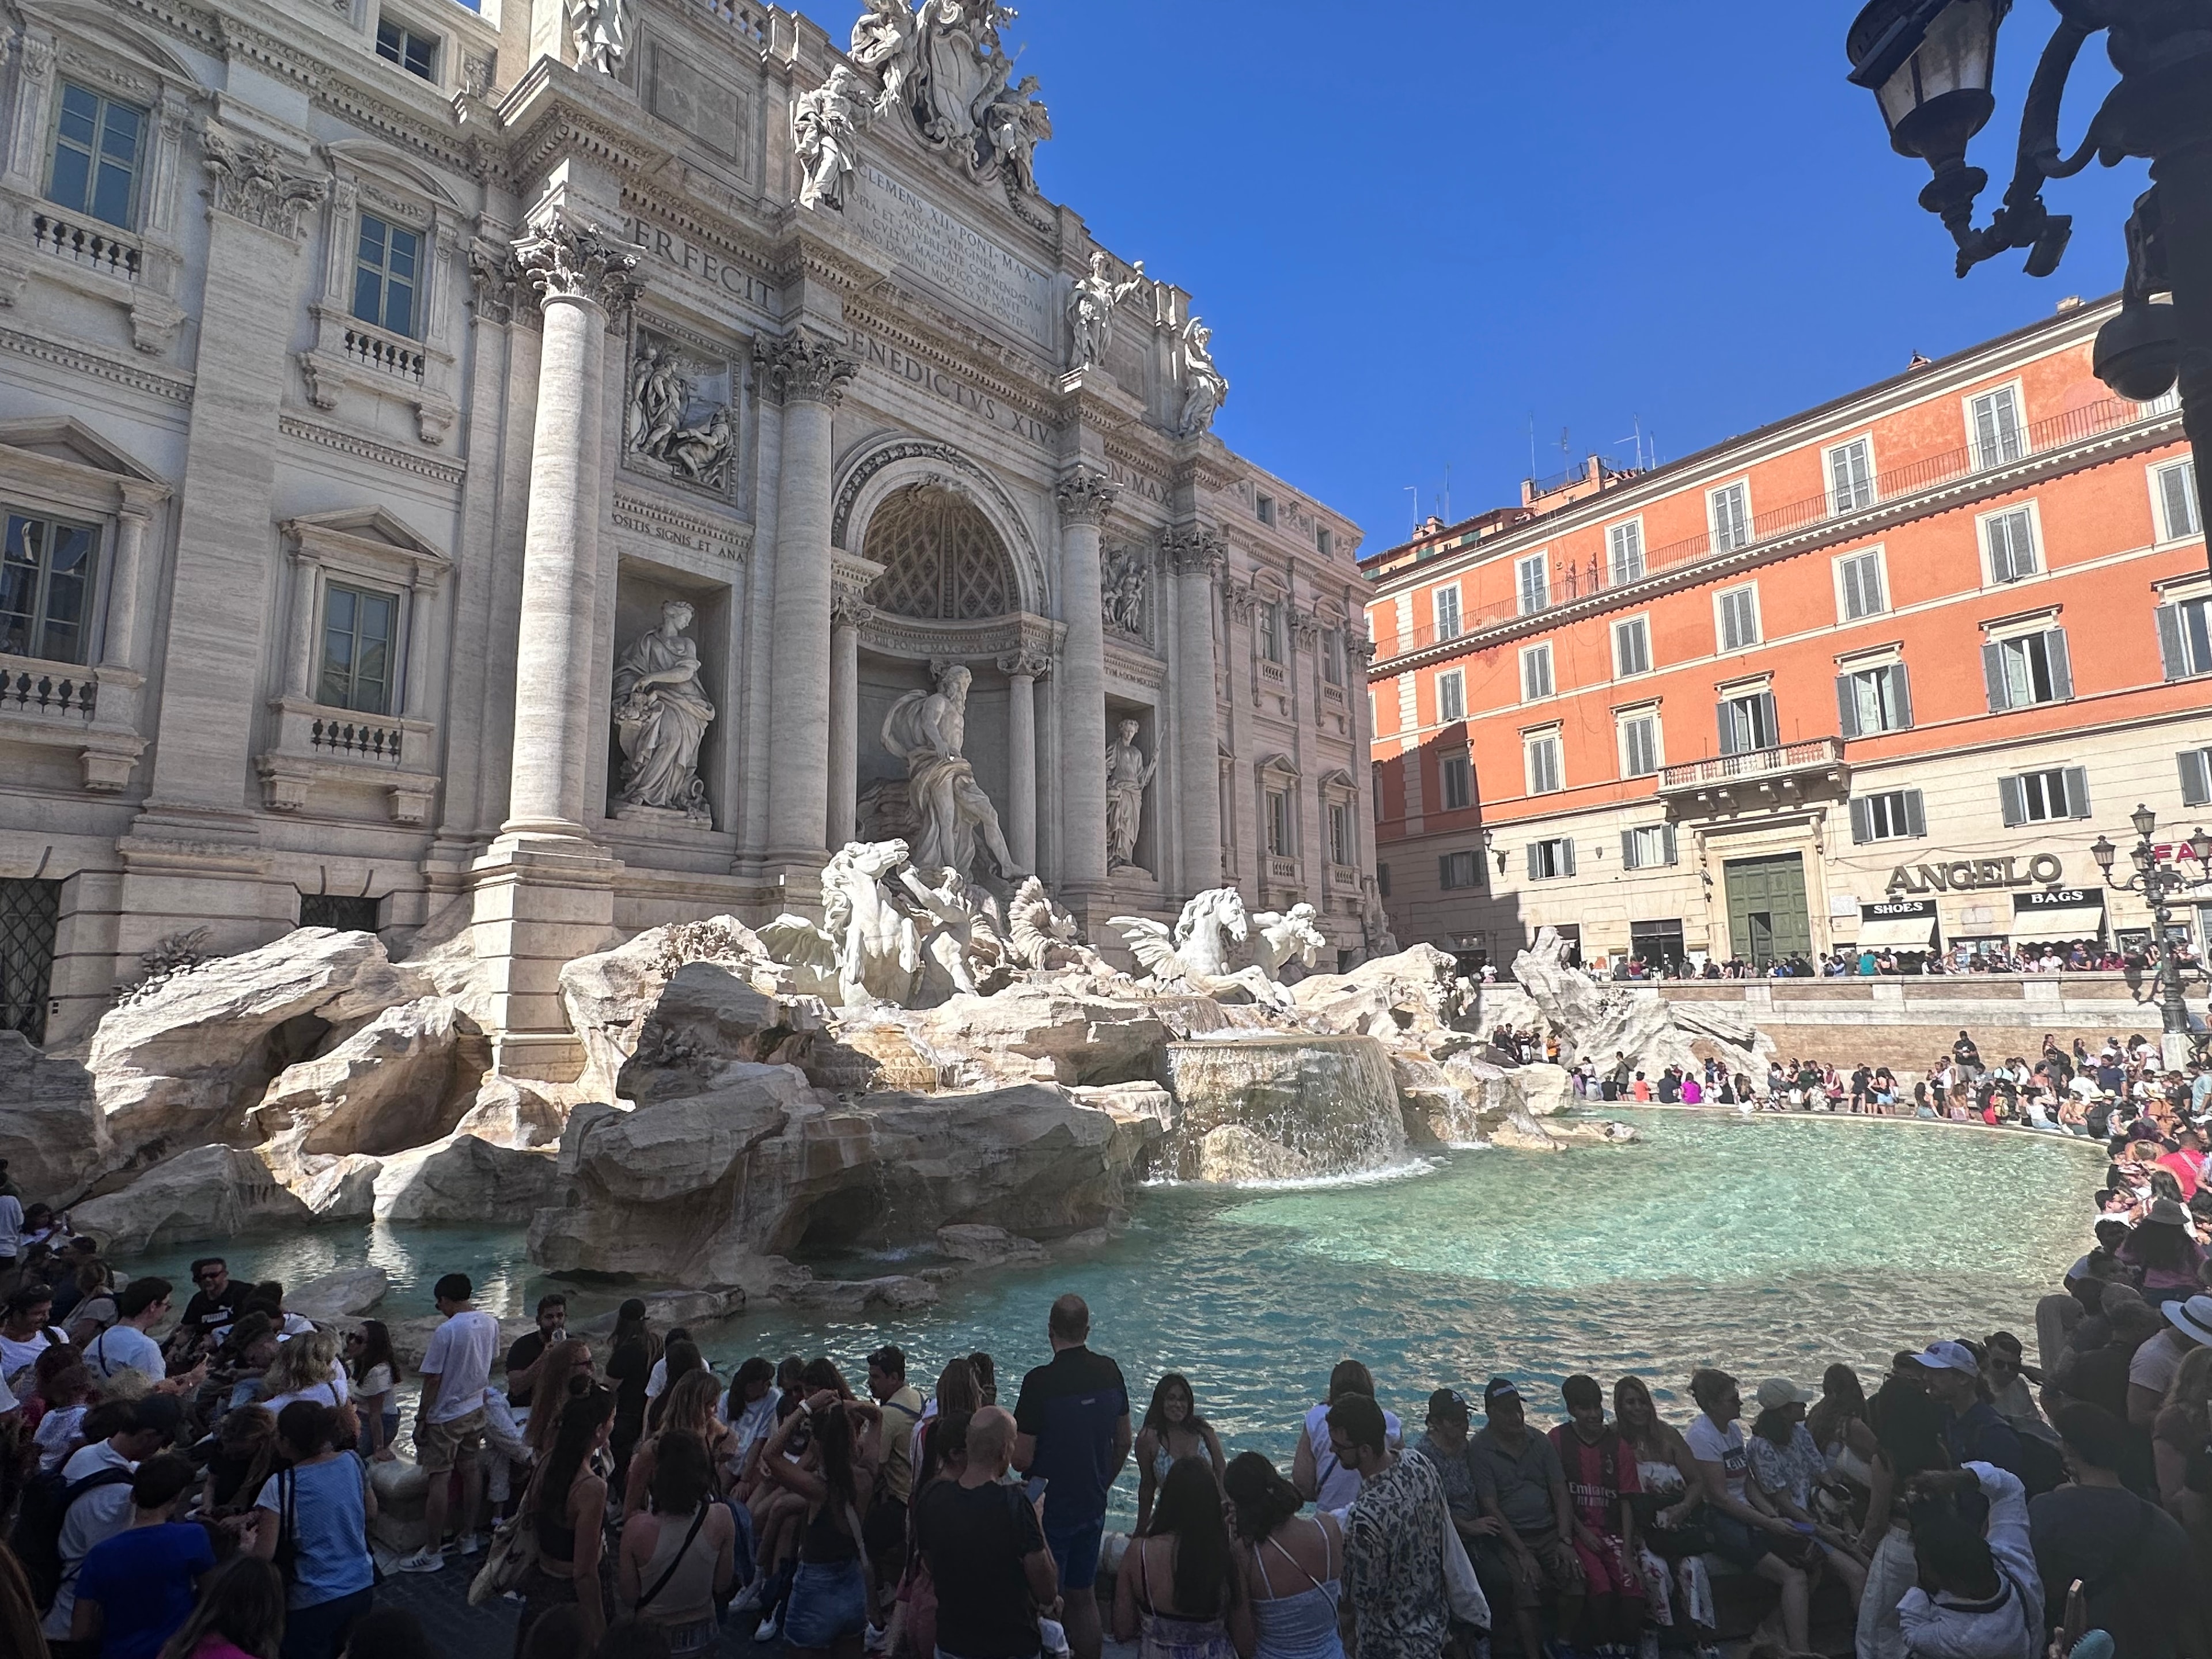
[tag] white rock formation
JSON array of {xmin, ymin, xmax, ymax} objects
[
  {"xmin": 247, "ymin": 997, "xmax": 479, "ymax": 1162},
  {"xmin": 558, "ymin": 914, "xmax": 773, "ymax": 1097},
  {"xmin": 1510, "ymin": 927, "xmax": 1774, "ymax": 1081},
  {"xmin": 71, "ymin": 1145, "xmax": 311, "ymax": 1255},
  {"xmin": 286, "ymin": 1266, "xmax": 389, "ymax": 1321},
  {"xmin": 0, "ymin": 1032, "xmax": 109, "ymax": 1203},
  {"xmin": 452, "ymin": 1076, "xmax": 569, "ymax": 1150},
  {"xmin": 370, "ymin": 1134, "xmax": 561, "ymax": 1222}
]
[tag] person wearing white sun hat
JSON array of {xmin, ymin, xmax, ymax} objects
[{"xmin": 2127, "ymin": 1293, "xmax": 2212, "ymax": 1429}]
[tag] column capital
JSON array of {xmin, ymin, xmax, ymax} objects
[
  {"xmin": 831, "ymin": 592, "xmax": 876, "ymax": 631},
  {"xmin": 1162, "ymin": 525, "xmax": 1226, "ymax": 578},
  {"xmin": 514, "ymin": 219, "xmax": 641, "ymax": 315},
  {"xmin": 199, "ymin": 121, "xmax": 324, "ymax": 241},
  {"xmin": 468, "ymin": 239, "xmax": 525, "ymax": 325},
  {"xmin": 996, "ymin": 650, "xmax": 1052, "ymax": 680},
  {"xmin": 1347, "ymin": 635, "xmax": 1378, "ymax": 668},
  {"xmin": 1055, "ymin": 466, "xmax": 1120, "ymax": 528},
  {"xmin": 756, "ymin": 328, "xmax": 859, "ymax": 407}
]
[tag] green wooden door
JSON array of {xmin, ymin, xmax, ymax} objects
[{"xmin": 1724, "ymin": 854, "xmax": 1810, "ymax": 969}]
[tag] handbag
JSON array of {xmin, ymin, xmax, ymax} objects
[
  {"xmin": 469, "ymin": 1467, "xmax": 544, "ymax": 1607},
  {"xmin": 1437, "ymin": 1509, "xmax": 1490, "ymax": 1630}
]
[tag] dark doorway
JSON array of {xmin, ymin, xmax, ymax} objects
[{"xmin": 300, "ymin": 893, "xmax": 381, "ymax": 933}]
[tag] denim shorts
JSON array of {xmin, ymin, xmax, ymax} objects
[
  {"xmin": 783, "ymin": 1559, "xmax": 868, "ymax": 1648},
  {"xmin": 1043, "ymin": 1513, "xmax": 1105, "ymax": 1591}
]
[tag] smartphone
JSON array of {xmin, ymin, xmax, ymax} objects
[{"xmin": 2059, "ymin": 1578, "xmax": 2087, "ymax": 1656}]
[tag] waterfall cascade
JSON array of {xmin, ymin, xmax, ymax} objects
[{"xmin": 1160, "ymin": 1035, "xmax": 1410, "ymax": 1181}]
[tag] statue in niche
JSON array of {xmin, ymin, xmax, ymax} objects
[
  {"xmin": 1175, "ymin": 316, "xmax": 1229, "ymax": 438},
  {"xmin": 881, "ymin": 663, "xmax": 1021, "ymax": 880},
  {"xmin": 1101, "ymin": 544, "xmax": 1148, "ymax": 637},
  {"xmin": 1104, "ymin": 717, "xmax": 1157, "ymax": 875},
  {"xmin": 625, "ymin": 338, "xmax": 735, "ymax": 490},
  {"xmin": 566, "ymin": 0, "xmax": 627, "ymax": 74},
  {"xmin": 794, "ymin": 66, "xmax": 870, "ymax": 213},
  {"xmin": 612, "ymin": 599, "xmax": 715, "ymax": 823},
  {"xmin": 1067, "ymin": 250, "xmax": 1144, "ymax": 372}
]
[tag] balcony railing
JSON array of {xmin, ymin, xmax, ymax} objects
[
  {"xmin": 696, "ymin": 0, "xmax": 769, "ymax": 41},
  {"xmin": 309, "ymin": 716, "xmax": 405, "ymax": 764},
  {"xmin": 1371, "ymin": 395, "xmax": 2173, "ymax": 665},
  {"xmin": 30, "ymin": 212, "xmax": 140, "ymax": 281},
  {"xmin": 1658, "ymin": 737, "xmax": 1843, "ymax": 793},
  {"xmin": 343, "ymin": 325, "xmax": 426, "ymax": 383},
  {"xmin": 0, "ymin": 656, "xmax": 97, "ymax": 721}
]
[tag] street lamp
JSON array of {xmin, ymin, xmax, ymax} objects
[
  {"xmin": 2089, "ymin": 802, "xmax": 2211, "ymax": 1068},
  {"xmin": 1844, "ymin": 1, "xmax": 2212, "ymax": 585}
]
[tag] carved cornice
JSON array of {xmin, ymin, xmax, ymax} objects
[
  {"xmin": 514, "ymin": 219, "xmax": 642, "ymax": 314},
  {"xmin": 1221, "ymin": 575, "xmax": 1257, "ymax": 623},
  {"xmin": 1104, "ymin": 637, "xmax": 1166, "ymax": 689},
  {"xmin": 610, "ymin": 488, "xmax": 753, "ymax": 563},
  {"xmin": 277, "ymin": 416, "xmax": 468, "ymax": 486},
  {"xmin": 199, "ymin": 122, "xmax": 325, "ymax": 241},
  {"xmin": 755, "ymin": 329, "xmax": 859, "ymax": 408},
  {"xmin": 0, "ymin": 326, "xmax": 192, "ymax": 403},
  {"xmin": 1054, "ymin": 466, "xmax": 1118, "ymax": 528}
]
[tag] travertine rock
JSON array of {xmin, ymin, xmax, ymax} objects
[
  {"xmin": 1510, "ymin": 1063, "xmax": 1575, "ymax": 1119},
  {"xmin": 88, "ymin": 929, "xmax": 425, "ymax": 1164},
  {"xmin": 287, "ymin": 1266, "xmax": 389, "ymax": 1321},
  {"xmin": 935, "ymin": 1224, "xmax": 1047, "ymax": 1263},
  {"xmin": 1509, "ymin": 928, "xmax": 1774, "ymax": 1082},
  {"xmin": 617, "ymin": 963, "xmax": 826, "ymax": 1102},
  {"xmin": 559, "ymin": 916, "xmax": 774, "ymax": 1098},
  {"xmin": 247, "ymin": 997, "xmax": 477, "ymax": 1161},
  {"xmin": 0, "ymin": 1032, "xmax": 109, "ymax": 1203},
  {"xmin": 1291, "ymin": 945, "xmax": 1469, "ymax": 1036},
  {"xmin": 452, "ymin": 1076, "xmax": 569, "ymax": 1150},
  {"xmin": 890, "ymin": 982, "xmax": 1217, "ymax": 1088},
  {"xmin": 370, "ymin": 1134, "xmax": 560, "ymax": 1222},
  {"xmin": 71, "ymin": 1144, "xmax": 312, "ymax": 1253},
  {"xmin": 1190, "ymin": 1124, "xmax": 1319, "ymax": 1183},
  {"xmin": 293, "ymin": 1154, "xmax": 383, "ymax": 1219}
]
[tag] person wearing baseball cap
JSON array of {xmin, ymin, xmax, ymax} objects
[
  {"xmin": 1467, "ymin": 1376, "xmax": 1577, "ymax": 1659},
  {"xmin": 1907, "ymin": 1343, "xmax": 2025, "ymax": 1479}
]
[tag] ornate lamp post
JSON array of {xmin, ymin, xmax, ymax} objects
[
  {"xmin": 1844, "ymin": 1, "xmax": 2212, "ymax": 582},
  {"xmin": 2089, "ymin": 807, "xmax": 2212, "ymax": 1067}
]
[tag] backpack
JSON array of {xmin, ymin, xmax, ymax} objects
[
  {"xmin": 2012, "ymin": 1433, "xmax": 2067, "ymax": 1499},
  {"xmin": 9, "ymin": 1463, "xmax": 135, "ymax": 1610}
]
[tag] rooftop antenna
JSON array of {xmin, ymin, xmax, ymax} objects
[
  {"xmin": 1528, "ymin": 415, "xmax": 1537, "ymax": 481},
  {"xmin": 1558, "ymin": 426, "xmax": 1573, "ymax": 479},
  {"xmin": 1441, "ymin": 464, "xmax": 1452, "ymax": 524},
  {"xmin": 1403, "ymin": 485, "xmax": 1418, "ymax": 535}
]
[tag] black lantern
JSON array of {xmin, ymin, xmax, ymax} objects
[
  {"xmin": 2089, "ymin": 833, "xmax": 2117, "ymax": 875},
  {"xmin": 2132, "ymin": 802, "xmax": 2160, "ymax": 842},
  {"xmin": 1847, "ymin": 0, "xmax": 2012, "ymax": 240},
  {"xmin": 2191, "ymin": 826, "xmax": 2212, "ymax": 865}
]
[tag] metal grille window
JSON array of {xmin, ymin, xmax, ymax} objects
[
  {"xmin": 1718, "ymin": 690, "xmax": 1777, "ymax": 756},
  {"xmin": 1999, "ymin": 766, "xmax": 2089, "ymax": 825},
  {"xmin": 2157, "ymin": 461, "xmax": 2202, "ymax": 541},
  {"xmin": 1982, "ymin": 628, "xmax": 2071, "ymax": 710},
  {"xmin": 1608, "ymin": 521, "xmax": 1644, "ymax": 585},
  {"xmin": 1613, "ymin": 616, "xmax": 1650, "ymax": 677},
  {"xmin": 1984, "ymin": 507, "xmax": 2039, "ymax": 582},
  {"xmin": 1716, "ymin": 585, "xmax": 1759, "ymax": 652},
  {"xmin": 1970, "ymin": 387, "xmax": 2025, "ymax": 468},
  {"xmin": 352, "ymin": 213, "xmax": 422, "ymax": 338},
  {"xmin": 1440, "ymin": 752, "xmax": 1472, "ymax": 810},
  {"xmin": 300, "ymin": 893, "xmax": 381, "ymax": 932},
  {"xmin": 1837, "ymin": 550, "xmax": 1886, "ymax": 620},
  {"xmin": 1516, "ymin": 553, "xmax": 1549, "ymax": 616},
  {"xmin": 1433, "ymin": 586, "xmax": 1461, "ymax": 641},
  {"xmin": 376, "ymin": 17, "xmax": 440, "ymax": 78},
  {"xmin": 318, "ymin": 583, "xmax": 397, "ymax": 715},
  {"xmin": 1520, "ymin": 643, "xmax": 1553, "ymax": 702},
  {"xmin": 47, "ymin": 82, "xmax": 144, "ymax": 229},
  {"xmin": 1709, "ymin": 482, "xmax": 1752, "ymax": 551},
  {"xmin": 1524, "ymin": 733, "xmax": 1561, "ymax": 796},
  {"xmin": 0, "ymin": 878, "xmax": 60, "ymax": 1046},
  {"xmin": 1527, "ymin": 838, "xmax": 1575, "ymax": 880},
  {"xmin": 1, "ymin": 511, "xmax": 99, "ymax": 664},
  {"xmin": 2157, "ymin": 597, "xmax": 2212, "ymax": 679},
  {"xmin": 1830, "ymin": 438, "xmax": 1875, "ymax": 513},
  {"xmin": 1437, "ymin": 669, "xmax": 1465, "ymax": 722},
  {"xmin": 1849, "ymin": 789, "xmax": 1926, "ymax": 843},
  {"xmin": 1439, "ymin": 851, "xmax": 1480, "ymax": 891},
  {"xmin": 1836, "ymin": 662, "xmax": 1912, "ymax": 736},
  {"xmin": 1621, "ymin": 824, "xmax": 1678, "ymax": 869},
  {"xmin": 1619, "ymin": 713, "xmax": 1659, "ymax": 778}
]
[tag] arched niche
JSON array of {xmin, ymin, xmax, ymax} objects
[{"xmin": 831, "ymin": 435, "xmax": 1048, "ymax": 616}]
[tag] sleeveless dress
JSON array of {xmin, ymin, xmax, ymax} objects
[
  {"xmin": 1249, "ymin": 1522, "xmax": 1343, "ymax": 1659},
  {"xmin": 1630, "ymin": 1455, "xmax": 1715, "ymax": 1632},
  {"xmin": 1138, "ymin": 1540, "xmax": 1238, "ymax": 1659},
  {"xmin": 634, "ymin": 1505, "xmax": 721, "ymax": 1655}
]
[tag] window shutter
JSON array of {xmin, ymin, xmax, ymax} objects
[
  {"xmin": 1717, "ymin": 702, "xmax": 1736, "ymax": 756},
  {"xmin": 2157, "ymin": 605, "xmax": 2187, "ymax": 680},
  {"xmin": 1904, "ymin": 789, "xmax": 1926, "ymax": 838},
  {"xmin": 1756, "ymin": 692, "xmax": 1778, "ymax": 749},
  {"xmin": 1999, "ymin": 775, "xmax": 2026, "ymax": 827},
  {"xmin": 2063, "ymin": 764, "xmax": 2091, "ymax": 819},
  {"xmin": 1524, "ymin": 844, "xmax": 1539, "ymax": 881},
  {"xmin": 1849, "ymin": 796, "xmax": 1873, "ymax": 843},
  {"xmin": 1561, "ymin": 839, "xmax": 1577, "ymax": 877},
  {"xmin": 1835, "ymin": 674, "xmax": 1860, "ymax": 739},
  {"xmin": 1661, "ymin": 823, "xmax": 1677, "ymax": 865},
  {"xmin": 2181, "ymin": 749, "xmax": 2212, "ymax": 809},
  {"xmin": 1620, "ymin": 829, "xmax": 1638, "ymax": 870},
  {"xmin": 1982, "ymin": 641, "xmax": 2009, "ymax": 712},
  {"xmin": 2045, "ymin": 628, "xmax": 2073, "ymax": 700},
  {"xmin": 1888, "ymin": 663, "xmax": 1913, "ymax": 730},
  {"xmin": 2162, "ymin": 465, "xmax": 2200, "ymax": 540}
]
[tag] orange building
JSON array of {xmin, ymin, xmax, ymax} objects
[{"xmin": 1362, "ymin": 296, "xmax": 2211, "ymax": 970}]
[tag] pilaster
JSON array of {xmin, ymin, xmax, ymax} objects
[
  {"xmin": 1167, "ymin": 526, "xmax": 1226, "ymax": 895},
  {"xmin": 1054, "ymin": 465, "xmax": 1117, "ymax": 912}
]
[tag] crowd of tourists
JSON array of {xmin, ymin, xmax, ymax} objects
[{"xmin": 1572, "ymin": 940, "xmax": 2206, "ymax": 982}]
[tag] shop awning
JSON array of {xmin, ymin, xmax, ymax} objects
[
  {"xmin": 1858, "ymin": 914, "xmax": 1938, "ymax": 948},
  {"xmin": 2012, "ymin": 906, "xmax": 2107, "ymax": 941}
]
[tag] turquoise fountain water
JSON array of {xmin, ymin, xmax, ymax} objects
[{"xmin": 118, "ymin": 1111, "xmax": 2097, "ymax": 1521}]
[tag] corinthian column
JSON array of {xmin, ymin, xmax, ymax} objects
[
  {"xmin": 997, "ymin": 649, "xmax": 1051, "ymax": 873},
  {"xmin": 1169, "ymin": 528, "xmax": 1226, "ymax": 893},
  {"xmin": 827, "ymin": 589, "xmax": 874, "ymax": 847},
  {"xmin": 759, "ymin": 330, "xmax": 859, "ymax": 872},
  {"xmin": 1055, "ymin": 467, "xmax": 1118, "ymax": 895},
  {"xmin": 504, "ymin": 220, "xmax": 638, "ymax": 836}
]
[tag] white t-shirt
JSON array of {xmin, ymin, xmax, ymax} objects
[
  {"xmin": 40, "ymin": 1441, "xmax": 135, "ymax": 1638},
  {"xmin": 33, "ymin": 1403, "xmax": 88, "ymax": 1472},
  {"xmin": 646, "ymin": 1356, "xmax": 668, "ymax": 1400},
  {"xmin": 0, "ymin": 1194, "xmax": 22, "ymax": 1257},
  {"xmin": 420, "ymin": 1309, "xmax": 501, "ymax": 1423},
  {"xmin": 263, "ymin": 1370, "xmax": 352, "ymax": 1416},
  {"xmin": 1302, "ymin": 1399, "xmax": 1404, "ymax": 1512},
  {"xmin": 85, "ymin": 1323, "xmax": 166, "ymax": 1384},
  {"xmin": 357, "ymin": 1362, "xmax": 396, "ymax": 1402},
  {"xmin": 1685, "ymin": 1415, "xmax": 1751, "ymax": 1505},
  {"xmin": 2130, "ymin": 1328, "xmax": 2200, "ymax": 1397},
  {"xmin": 0, "ymin": 1327, "xmax": 63, "ymax": 1385}
]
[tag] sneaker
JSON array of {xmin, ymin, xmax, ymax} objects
[
  {"xmin": 728, "ymin": 1582, "xmax": 763, "ymax": 1616},
  {"xmin": 459, "ymin": 1533, "xmax": 487, "ymax": 1557},
  {"xmin": 753, "ymin": 1614, "xmax": 782, "ymax": 1644},
  {"xmin": 866, "ymin": 1624, "xmax": 887, "ymax": 1653},
  {"xmin": 392, "ymin": 1548, "xmax": 444, "ymax": 1575}
]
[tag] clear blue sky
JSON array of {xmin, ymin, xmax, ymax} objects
[{"xmin": 808, "ymin": 1, "xmax": 2149, "ymax": 552}]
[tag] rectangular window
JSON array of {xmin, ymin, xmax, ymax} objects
[
  {"xmin": 2181, "ymin": 747, "xmax": 2212, "ymax": 809},
  {"xmin": 1999, "ymin": 766, "xmax": 2089, "ymax": 825},
  {"xmin": 1376, "ymin": 862, "xmax": 1391, "ymax": 897},
  {"xmin": 0, "ymin": 512, "xmax": 100, "ymax": 664},
  {"xmin": 1440, "ymin": 752, "xmax": 1472, "ymax": 810},
  {"xmin": 1828, "ymin": 437, "xmax": 1875, "ymax": 514},
  {"xmin": 1836, "ymin": 662, "xmax": 1912, "ymax": 736},
  {"xmin": 1982, "ymin": 628, "xmax": 2072, "ymax": 710},
  {"xmin": 1437, "ymin": 669, "xmax": 1466, "ymax": 722},
  {"xmin": 1524, "ymin": 733, "xmax": 1561, "ymax": 796},
  {"xmin": 2157, "ymin": 461, "xmax": 2202, "ymax": 541},
  {"xmin": 1983, "ymin": 507, "xmax": 2039, "ymax": 583},
  {"xmin": 1718, "ymin": 689, "xmax": 1778, "ymax": 756},
  {"xmin": 1619, "ymin": 712, "xmax": 1660, "ymax": 778},
  {"xmin": 1432, "ymin": 586, "xmax": 1461, "ymax": 641},
  {"xmin": 1439, "ymin": 851, "xmax": 1480, "ymax": 891},
  {"xmin": 1316, "ymin": 525, "xmax": 1334, "ymax": 559},
  {"xmin": 46, "ymin": 82, "xmax": 145, "ymax": 230},
  {"xmin": 1716, "ymin": 585, "xmax": 1760, "ymax": 652},
  {"xmin": 1849, "ymin": 789, "xmax": 1926, "ymax": 843},
  {"xmin": 1607, "ymin": 521, "xmax": 1644, "ymax": 585},
  {"xmin": 375, "ymin": 17, "xmax": 440, "ymax": 79},
  {"xmin": 2160, "ymin": 597, "xmax": 2212, "ymax": 680},
  {"xmin": 317, "ymin": 582, "xmax": 397, "ymax": 714},
  {"xmin": 1612, "ymin": 615, "xmax": 1650, "ymax": 677},
  {"xmin": 1260, "ymin": 602, "xmax": 1283, "ymax": 663},
  {"xmin": 1266, "ymin": 789, "xmax": 1293, "ymax": 855},
  {"xmin": 1516, "ymin": 552, "xmax": 1549, "ymax": 616},
  {"xmin": 1371, "ymin": 762, "xmax": 1384, "ymax": 822},
  {"xmin": 1520, "ymin": 643, "xmax": 1553, "ymax": 702},
  {"xmin": 1970, "ymin": 386, "xmax": 2025, "ymax": 469},
  {"xmin": 1620, "ymin": 824, "xmax": 1678, "ymax": 869},
  {"xmin": 1836, "ymin": 550, "xmax": 1887, "ymax": 620},
  {"xmin": 1323, "ymin": 629, "xmax": 1344, "ymax": 685},
  {"xmin": 1328, "ymin": 802, "xmax": 1351, "ymax": 866},
  {"xmin": 351, "ymin": 213, "xmax": 422, "ymax": 338},
  {"xmin": 1527, "ymin": 838, "xmax": 1575, "ymax": 881},
  {"xmin": 1709, "ymin": 482, "xmax": 1752, "ymax": 552},
  {"xmin": 1256, "ymin": 494, "xmax": 1275, "ymax": 527}
]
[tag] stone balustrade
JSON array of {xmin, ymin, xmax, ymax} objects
[
  {"xmin": 0, "ymin": 654, "xmax": 97, "ymax": 721},
  {"xmin": 29, "ymin": 211, "xmax": 141, "ymax": 281}
]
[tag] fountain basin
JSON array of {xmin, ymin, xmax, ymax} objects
[{"xmin": 1160, "ymin": 1035, "xmax": 1407, "ymax": 1182}]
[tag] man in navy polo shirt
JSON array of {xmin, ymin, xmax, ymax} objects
[{"xmin": 1012, "ymin": 1294, "xmax": 1130, "ymax": 1659}]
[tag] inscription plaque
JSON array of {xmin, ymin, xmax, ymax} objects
[{"xmin": 849, "ymin": 163, "xmax": 1055, "ymax": 350}]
